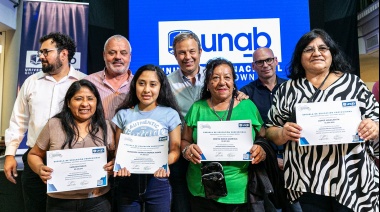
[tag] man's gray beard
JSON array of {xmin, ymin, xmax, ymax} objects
[
  {"xmin": 108, "ymin": 67, "xmax": 128, "ymax": 75},
  {"xmin": 42, "ymin": 58, "xmax": 63, "ymax": 74}
]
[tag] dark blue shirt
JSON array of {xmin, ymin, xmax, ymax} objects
[{"xmin": 240, "ymin": 76, "xmax": 287, "ymax": 123}]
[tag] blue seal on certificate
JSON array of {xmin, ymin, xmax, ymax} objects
[
  {"xmin": 97, "ymin": 176, "xmax": 107, "ymax": 186},
  {"xmin": 299, "ymin": 137, "xmax": 309, "ymax": 145},
  {"xmin": 47, "ymin": 184, "xmax": 57, "ymax": 192},
  {"xmin": 200, "ymin": 153, "xmax": 207, "ymax": 160}
]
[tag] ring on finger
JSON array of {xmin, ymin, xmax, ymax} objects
[{"xmin": 190, "ymin": 153, "xmax": 194, "ymax": 157}]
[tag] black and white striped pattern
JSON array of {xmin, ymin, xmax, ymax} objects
[{"xmin": 267, "ymin": 73, "xmax": 379, "ymax": 212}]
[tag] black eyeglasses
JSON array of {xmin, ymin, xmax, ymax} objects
[
  {"xmin": 303, "ymin": 46, "xmax": 330, "ymax": 54},
  {"xmin": 253, "ymin": 57, "xmax": 275, "ymax": 67},
  {"xmin": 37, "ymin": 48, "xmax": 58, "ymax": 57}
]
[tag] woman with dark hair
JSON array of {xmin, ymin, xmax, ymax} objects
[
  {"xmin": 180, "ymin": 57, "xmax": 267, "ymax": 211},
  {"xmin": 266, "ymin": 29, "xmax": 379, "ymax": 212},
  {"xmin": 28, "ymin": 79, "xmax": 115, "ymax": 211},
  {"xmin": 112, "ymin": 64, "xmax": 182, "ymax": 211}
]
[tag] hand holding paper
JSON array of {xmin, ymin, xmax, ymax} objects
[{"xmin": 38, "ymin": 164, "xmax": 53, "ymax": 184}]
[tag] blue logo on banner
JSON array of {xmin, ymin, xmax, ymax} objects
[
  {"xmin": 200, "ymin": 27, "xmax": 271, "ymax": 58},
  {"xmin": 342, "ymin": 101, "xmax": 356, "ymax": 107},
  {"xmin": 168, "ymin": 30, "xmax": 193, "ymax": 54},
  {"xmin": 70, "ymin": 57, "xmax": 77, "ymax": 65},
  {"xmin": 30, "ymin": 54, "xmax": 41, "ymax": 65}
]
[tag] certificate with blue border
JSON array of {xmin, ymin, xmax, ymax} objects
[
  {"xmin": 296, "ymin": 100, "xmax": 363, "ymax": 146},
  {"xmin": 197, "ymin": 120, "xmax": 253, "ymax": 161},
  {"xmin": 46, "ymin": 146, "xmax": 107, "ymax": 193},
  {"xmin": 114, "ymin": 134, "xmax": 169, "ymax": 174}
]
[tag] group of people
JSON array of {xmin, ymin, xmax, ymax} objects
[{"xmin": 3, "ymin": 28, "xmax": 379, "ymax": 212}]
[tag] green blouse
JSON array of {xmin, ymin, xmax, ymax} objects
[{"xmin": 185, "ymin": 99, "xmax": 263, "ymax": 204}]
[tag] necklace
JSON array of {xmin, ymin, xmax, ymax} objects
[
  {"xmin": 210, "ymin": 98, "xmax": 229, "ymax": 121},
  {"xmin": 76, "ymin": 134, "xmax": 85, "ymax": 145}
]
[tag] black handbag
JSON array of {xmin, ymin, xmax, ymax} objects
[
  {"xmin": 200, "ymin": 96, "xmax": 235, "ymax": 199},
  {"xmin": 201, "ymin": 162, "xmax": 228, "ymax": 199}
]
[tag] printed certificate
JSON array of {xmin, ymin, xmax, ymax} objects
[
  {"xmin": 46, "ymin": 146, "xmax": 107, "ymax": 193},
  {"xmin": 113, "ymin": 134, "xmax": 169, "ymax": 174},
  {"xmin": 197, "ymin": 120, "xmax": 253, "ymax": 161},
  {"xmin": 296, "ymin": 100, "xmax": 363, "ymax": 146}
]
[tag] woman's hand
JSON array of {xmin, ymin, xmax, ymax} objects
[
  {"xmin": 183, "ymin": 144, "xmax": 203, "ymax": 164},
  {"xmin": 282, "ymin": 122, "xmax": 302, "ymax": 142},
  {"xmin": 103, "ymin": 159, "xmax": 114, "ymax": 175},
  {"xmin": 358, "ymin": 119, "xmax": 379, "ymax": 141},
  {"xmin": 154, "ymin": 166, "xmax": 170, "ymax": 178},
  {"xmin": 250, "ymin": 144, "xmax": 266, "ymax": 164},
  {"xmin": 38, "ymin": 164, "xmax": 53, "ymax": 184},
  {"xmin": 114, "ymin": 167, "xmax": 131, "ymax": 177}
]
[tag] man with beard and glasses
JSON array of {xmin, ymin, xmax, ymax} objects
[
  {"xmin": 3, "ymin": 32, "xmax": 86, "ymax": 212},
  {"xmin": 85, "ymin": 35, "xmax": 133, "ymax": 211}
]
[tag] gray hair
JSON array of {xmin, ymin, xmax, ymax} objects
[
  {"xmin": 103, "ymin": 35, "xmax": 132, "ymax": 52},
  {"xmin": 172, "ymin": 32, "xmax": 201, "ymax": 55}
]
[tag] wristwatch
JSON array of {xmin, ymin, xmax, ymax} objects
[{"xmin": 182, "ymin": 145, "xmax": 190, "ymax": 156}]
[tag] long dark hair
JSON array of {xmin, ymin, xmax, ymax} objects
[
  {"xmin": 200, "ymin": 57, "xmax": 238, "ymax": 100},
  {"xmin": 117, "ymin": 64, "xmax": 184, "ymax": 122},
  {"xmin": 288, "ymin": 28, "xmax": 353, "ymax": 80},
  {"xmin": 54, "ymin": 79, "xmax": 107, "ymax": 149}
]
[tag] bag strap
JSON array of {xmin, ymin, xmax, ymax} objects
[
  {"xmin": 226, "ymin": 94, "xmax": 235, "ymax": 121},
  {"xmin": 307, "ymin": 72, "xmax": 330, "ymax": 103},
  {"xmin": 204, "ymin": 93, "xmax": 235, "ymax": 167}
]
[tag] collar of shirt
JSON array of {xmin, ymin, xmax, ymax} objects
[
  {"xmin": 255, "ymin": 75, "xmax": 287, "ymax": 88},
  {"xmin": 101, "ymin": 68, "xmax": 133, "ymax": 89},
  {"xmin": 36, "ymin": 65, "xmax": 85, "ymax": 82},
  {"xmin": 178, "ymin": 67, "xmax": 204, "ymax": 86}
]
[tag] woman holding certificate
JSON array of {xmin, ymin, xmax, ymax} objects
[
  {"xmin": 28, "ymin": 79, "xmax": 115, "ymax": 211},
  {"xmin": 266, "ymin": 29, "xmax": 379, "ymax": 212},
  {"xmin": 112, "ymin": 65, "xmax": 182, "ymax": 212},
  {"xmin": 180, "ymin": 57, "xmax": 267, "ymax": 211}
]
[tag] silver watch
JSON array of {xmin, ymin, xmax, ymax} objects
[{"xmin": 182, "ymin": 145, "xmax": 190, "ymax": 156}]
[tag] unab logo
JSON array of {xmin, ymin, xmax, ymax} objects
[
  {"xmin": 159, "ymin": 18, "xmax": 281, "ymax": 65},
  {"xmin": 168, "ymin": 30, "xmax": 193, "ymax": 54}
]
